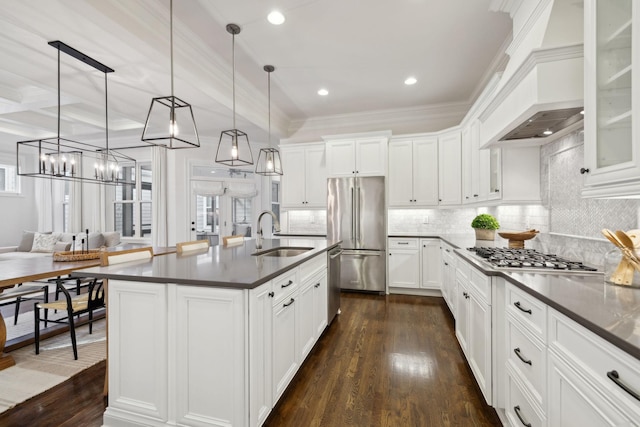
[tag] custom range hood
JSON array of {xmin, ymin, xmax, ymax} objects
[{"xmin": 479, "ymin": 0, "xmax": 584, "ymax": 147}]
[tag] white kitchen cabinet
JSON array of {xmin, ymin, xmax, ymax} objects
[
  {"xmin": 463, "ymin": 121, "xmax": 488, "ymax": 204},
  {"xmin": 249, "ymin": 282, "xmax": 273, "ymax": 427},
  {"xmin": 440, "ymin": 242, "xmax": 456, "ymax": 316},
  {"xmin": 420, "ymin": 239, "xmax": 442, "ymax": 290},
  {"xmin": 272, "ymin": 284, "xmax": 299, "ymax": 403},
  {"xmin": 326, "ymin": 137, "xmax": 387, "ymax": 177},
  {"xmin": 388, "ymin": 137, "xmax": 439, "ymax": 207},
  {"xmin": 297, "ymin": 267, "xmax": 327, "ymax": 363},
  {"xmin": 455, "ymin": 256, "xmax": 492, "ymax": 405},
  {"xmin": 388, "ymin": 238, "xmax": 420, "ymax": 289},
  {"xmin": 582, "ymin": 0, "xmax": 640, "ymax": 197},
  {"xmin": 280, "ymin": 143, "xmax": 327, "ymax": 208},
  {"xmin": 312, "ymin": 271, "xmax": 328, "ymax": 338},
  {"xmin": 438, "ymin": 130, "xmax": 462, "ymax": 205}
]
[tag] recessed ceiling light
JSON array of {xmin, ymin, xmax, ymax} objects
[
  {"xmin": 318, "ymin": 88, "xmax": 329, "ymax": 96},
  {"xmin": 543, "ymin": 129, "xmax": 553, "ymax": 135},
  {"xmin": 404, "ymin": 77, "xmax": 417, "ymax": 85},
  {"xmin": 267, "ymin": 11, "xmax": 285, "ymax": 25}
]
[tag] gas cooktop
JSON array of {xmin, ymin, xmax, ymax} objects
[{"xmin": 467, "ymin": 247, "xmax": 600, "ymax": 274}]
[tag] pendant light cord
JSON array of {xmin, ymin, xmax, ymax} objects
[
  {"xmin": 170, "ymin": 0, "xmax": 174, "ymax": 99},
  {"xmin": 57, "ymin": 48, "xmax": 61, "ymax": 156},
  {"xmin": 232, "ymin": 32, "xmax": 236, "ymax": 130},
  {"xmin": 105, "ymin": 72, "xmax": 109, "ymax": 152},
  {"xmin": 267, "ymin": 70, "xmax": 271, "ymax": 146}
]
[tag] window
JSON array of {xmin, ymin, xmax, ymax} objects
[
  {"xmin": 0, "ymin": 163, "xmax": 20, "ymax": 194},
  {"xmin": 62, "ymin": 181, "xmax": 70, "ymax": 232},
  {"xmin": 232, "ymin": 197, "xmax": 252, "ymax": 237},
  {"xmin": 196, "ymin": 194, "xmax": 220, "ymax": 234},
  {"xmin": 114, "ymin": 163, "xmax": 152, "ymax": 238}
]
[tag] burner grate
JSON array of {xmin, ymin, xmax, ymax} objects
[{"xmin": 467, "ymin": 247, "xmax": 598, "ymax": 273}]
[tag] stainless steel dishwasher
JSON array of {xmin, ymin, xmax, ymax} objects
[{"xmin": 327, "ymin": 246, "xmax": 342, "ymax": 325}]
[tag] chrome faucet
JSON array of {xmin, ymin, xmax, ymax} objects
[{"xmin": 256, "ymin": 210, "xmax": 281, "ymax": 249}]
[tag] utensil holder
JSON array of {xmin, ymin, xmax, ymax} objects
[{"xmin": 604, "ymin": 249, "xmax": 640, "ymax": 287}]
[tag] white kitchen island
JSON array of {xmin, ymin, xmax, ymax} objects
[{"xmin": 74, "ymin": 239, "xmax": 339, "ymax": 427}]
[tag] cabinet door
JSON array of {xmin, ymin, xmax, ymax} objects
[
  {"xmin": 413, "ymin": 138, "xmax": 439, "ymax": 206},
  {"xmin": 297, "ymin": 280, "xmax": 316, "ymax": 363},
  {"xmin": 249, "ymin": 283, "xmax": 273, "ymax": 427},
  {"xmin": 313, "ymin": 272, "xmax": 328, "ymax": 338},
  {"xmin": 356, "ymin": 138, "xmax": 387, "ymax": 176},
  {"xmin": 469, "ymin": 121, "xmax": 482, "ymax": 202},
  {"xmin": 326, "ymin": 140, "xmax": 356, "ymax": 177},
  {"xmin": 420, "ymin": 239, "xmax": 442, "ymax": 290},
  {"xmin": 304, "ymin": 145, "xmax": 328, "ymax": 207},
  {"xmin": 455, "ymin": 278, "xmax": 470, "ymax": 354},
  {"xmin": 272, "ymin": 294, "xmax": 298, "ymax": 402},
  {"xmin": 388, "ymin": 249, "xmax": 420, "ymax": 288},
  {"xmin": 468, "ymin": 291, "xmax": 492, "ymax": 405},
  {"xmin": 281, "ymin": 148, "xmax": 306, "ymax": 207},
  {"xmin": 438, "ymin": 131, "xmax": 462, "ymax": 205},
  {"xmin": 461, "ymin": 126, "xmax": 473, "ymax": 203},
  {"xmin": 583, "ymin": 0, "xmax": 640, "ymax": 189},
  {"xmin": 388, "ymin": 140, "xmax": 415, "ymax": 206}
]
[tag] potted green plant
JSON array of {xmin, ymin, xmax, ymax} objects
[{"xmin": 471, "ymin": 213, "xmax": 500, "ymax": 241}]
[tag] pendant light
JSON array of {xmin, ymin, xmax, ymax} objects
[
  {"xmin": 256, "ymin": 65, "xmax": 283, "ymax": 176},
  {"xmin": 17, "ymin": 40, "xmax": 135, "ymax": 185},
  {"xmin": 215, "ymin": 24, "xmax": 254, "ymax": 166},
  {"xmin": 141, "ymin": 0, "xmax": 200, "ymax": 149}
]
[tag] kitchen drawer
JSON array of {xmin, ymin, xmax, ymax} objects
[
  {"xmin": 469, "ymin": 268, "xmax": 490, "ymax": 303},
  {"xmin": 272, "ymin": 270, "xmax": 299, "ymax": 306},
  {"xmin": 456, "ymin": 256, "xmax": 471, "ymax": 282},
  {"xmin": 548, "ymin": 308, "xmax": 640, "ymax": 415},
  {"xmin": 506, "ymin": 283, "xmax": 546, "ymax": 342},
  {"xmin": 299, "ymin": 253, "xmax": 327, "ymax": 283},
  {"xmin": 505, "ymin": 365, "xmax": 546, "ymax": 427},
  {"xmin": 388, "ymin": 238, "xmax": 418, "ymax": 249},
  {"xmin": 506, "ymin": 312, "xmax": 546, "ymax": 409}
]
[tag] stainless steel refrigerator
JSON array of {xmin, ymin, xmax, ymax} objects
[{"xmin": 327, "ymin": 176, "xmax": 386, "ymax": 293}]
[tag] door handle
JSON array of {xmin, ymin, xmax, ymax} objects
[
  {"xmin": 329, "ymin": 249, "xmax": 343, "ymax": 259},
  {"xmin": 351, "ymin": 187, "xmax": 355, "ymax": 241}
]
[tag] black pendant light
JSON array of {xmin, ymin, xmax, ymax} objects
[
  {"xmin": 255, "ymin": 65, "xmax": 283, "ymax": 176},
  {"xmin": 215, "ymin": 24, "xmax": 253, "ymax": 166},
  {"xmin": 141, "ymin": 0, "xmax": 200, "ymax": 149}
]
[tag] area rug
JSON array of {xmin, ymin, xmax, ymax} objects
[{"xmin": 0, "ymin": 318, "xmax": 106, "ymax": 413}]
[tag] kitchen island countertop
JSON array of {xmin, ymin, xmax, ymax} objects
[{"xmin": 72, "ymin": 238, "xmax": 340, "ymax": 290}]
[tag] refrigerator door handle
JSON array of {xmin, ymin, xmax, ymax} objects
[
  {"xmin": 329, "ymin": 249, "xmax": 343, "ymax": 259},
  {"xmin": 351, "ymin": 187, "xmax": 356, "ymax": 241},
  {"xmin": 341, "ymin": 249, "xmax": 383, "ymax": 256}
]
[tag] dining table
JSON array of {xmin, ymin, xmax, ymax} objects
[{"xmin": 0, "ymin": 245, "xmax": 175, "ymax": 371}]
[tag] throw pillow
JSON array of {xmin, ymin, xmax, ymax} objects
[
  {"xmin": 31, "ymin": 232, "xmax": 60, "ymax": 253},
  {"xmin": 53, "ymin": 241, "xmax": 72, "ymax": 252},
  {"xmin": 88, "ymin": 232, "xmax": 105, "ymax": 249},
  {"xmin": 102, "ymin": 231, "xmax": 121, "ymax": 247},
  {"xmin": 17, "ymin": 231, "xmax": 35, "ymax": 252}
]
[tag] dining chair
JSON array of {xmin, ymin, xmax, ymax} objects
[
  {"xmin": 34, "ymin": 277, "xmax": 105, "ymax": 360},
  {"xmin": 176, "ymin": 239, "xmax": 210, "ymax": 254},
  {"xmin": 100, "ymin": 246, "xmax": 154, "ymax": 266}
]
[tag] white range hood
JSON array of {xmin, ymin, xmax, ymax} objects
[{"xmin": 479, "ymin": 0, "xmax": 584, "ymax": 148}]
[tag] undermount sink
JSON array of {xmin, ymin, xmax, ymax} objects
[{"xmin": 252, "ymin": 247, "xmax": 313, "ymax": 257}]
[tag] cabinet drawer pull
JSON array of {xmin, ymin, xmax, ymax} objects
[
  {"xmin": 462, "ymin": 291, "xmax": 469, "ymax": 299},
  {"xmin": 513, "ymin": 406, "xmax": 531, "ymax": 427},
  {"xmin": 514, "ymin": 348, "xmax": 532, "ymax": 366},
  {"xmin": 444, "ymin": 262, "xmax": 449, "ymax": 266},
  {"xmin": 314, "ymin": 282, "xmax": 321, "ymax": 288},
  {"xmin": 397, "ymin": 242, "xmax": 409, "ymax": 245},
  {"xmin": 445, "ymin": 249, "xmax": 451, "ymax": 253},
  {"xmin": 281, "ymin": 280, "xmax": 293, "ymax": 288},
  {"xmin": 268, "ymin": 291, "xmax": 274, "ymax": 298},
  {"xmin": 514, "ymin": 301, "xmax": 532, "ymax": 314},
  {"xmin": 607, "ymin": 370, "xmax": 640, "ymax": 401},
  {"xmin": 283, "ymin": 298, "xmax": 295, "ymax": 308}
]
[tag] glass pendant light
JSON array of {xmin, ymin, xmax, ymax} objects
[
  {"xmin": 256, "ymin": 65, "xmax": 283, "ymax": 176},
  {"xmin": 141, "ymin": 0, "xmax": 200, "ymax": 149},
  {"xmin": 215, "ymin": 24, "xmax": 254, "ymax": 166}
]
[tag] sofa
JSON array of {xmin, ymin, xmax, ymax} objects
[{"xmin": 0, "ymin": 230, "xmax": 122, "ymax": 261}]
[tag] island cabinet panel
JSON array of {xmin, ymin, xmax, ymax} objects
[
  {"xmin": 105, "ymin": 280, "xmax": 170, "ymax": 424},
  {"xmin": 249, "ymin": 282, "xmax": 273, "ymax": 427},
  {"xmin": 175, "ymin": 286, "xmax": 246, "ymax": 427},
  {"xmin": 272, "ymin": 289, "xmax": 299, "ymax": 403}
]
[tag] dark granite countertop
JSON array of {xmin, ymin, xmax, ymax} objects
[
  {"xmin": 389, "ymin": 233, "xmax": 640, "ymax": 360},
  {"xmin": 72, "ymin": 238, "xmax": 340, "ymax": 290}
]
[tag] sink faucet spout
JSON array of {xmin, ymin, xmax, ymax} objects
[{"xmin": 256, "ymin": 210, "xmax": 281, "ymax": 249}]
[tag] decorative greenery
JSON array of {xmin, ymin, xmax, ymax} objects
[{"xmin": 471, "ymin": 213, "xmax": 500, "ymax": 230}]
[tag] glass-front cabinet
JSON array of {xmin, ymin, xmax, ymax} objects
[{"xmin": 583, "ymin": 0, "xmax": 640, "ymax": 197}]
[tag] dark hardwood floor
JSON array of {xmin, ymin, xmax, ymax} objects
[{"xmin": 0, "ymin": 293, "xmax": 500, "ymax": 427}]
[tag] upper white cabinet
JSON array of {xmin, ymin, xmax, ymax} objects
[
  {"xmin": 388, "ymin": 137, "xmax": 439, "ymax": 207},
  {"xmin": 583, "ymin": 0, "xmax": 640, "ymax": 197},
  {"xmin": 438, "ymin": 130, "xmax": 462, "ymax": 205},
  {"xmin": 280, "ymin": 143, "xmax": 327, "ymax": 208},
  {"xmin": 326, "ymin": 137, "xmax": 388, "ymax": 177}
]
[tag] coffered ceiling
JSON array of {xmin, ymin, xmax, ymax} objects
[{"xmin": 0, "ymin": 0, "xmax": 511, "ymax": 150}]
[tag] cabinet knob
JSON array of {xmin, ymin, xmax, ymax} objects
[
  {"xmin": 268, "ymin": 291, "xmax": 274, "ymax": 298},
  {"xmin": 580, "ymin": 167, "xmax": 590, "ymax": 174},
  {"xmin": 444, "ymin": 262, "xmax": 448, "ymax": 266},
  {"xmin": 473, "ymin": 194, "xmax": 478, "ymax": 197},
  {"xmin": 191, "ymin": 228, "xmax": 195, "ymax": 231},
  {"xmin": 438, "ymin": 199, "xmax": 442, "ymax": 202},
  {"xmin": 315, "ymin": 283, "xmax": 321, "ymax": 288},
  {"xmin": 494, "ymin": 189, "xmax": 500, "ymax": 193}
]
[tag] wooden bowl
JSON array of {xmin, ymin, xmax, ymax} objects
[{"xmin": 497, "ymin": 230, "xmax": 539, "ymax": 248}]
